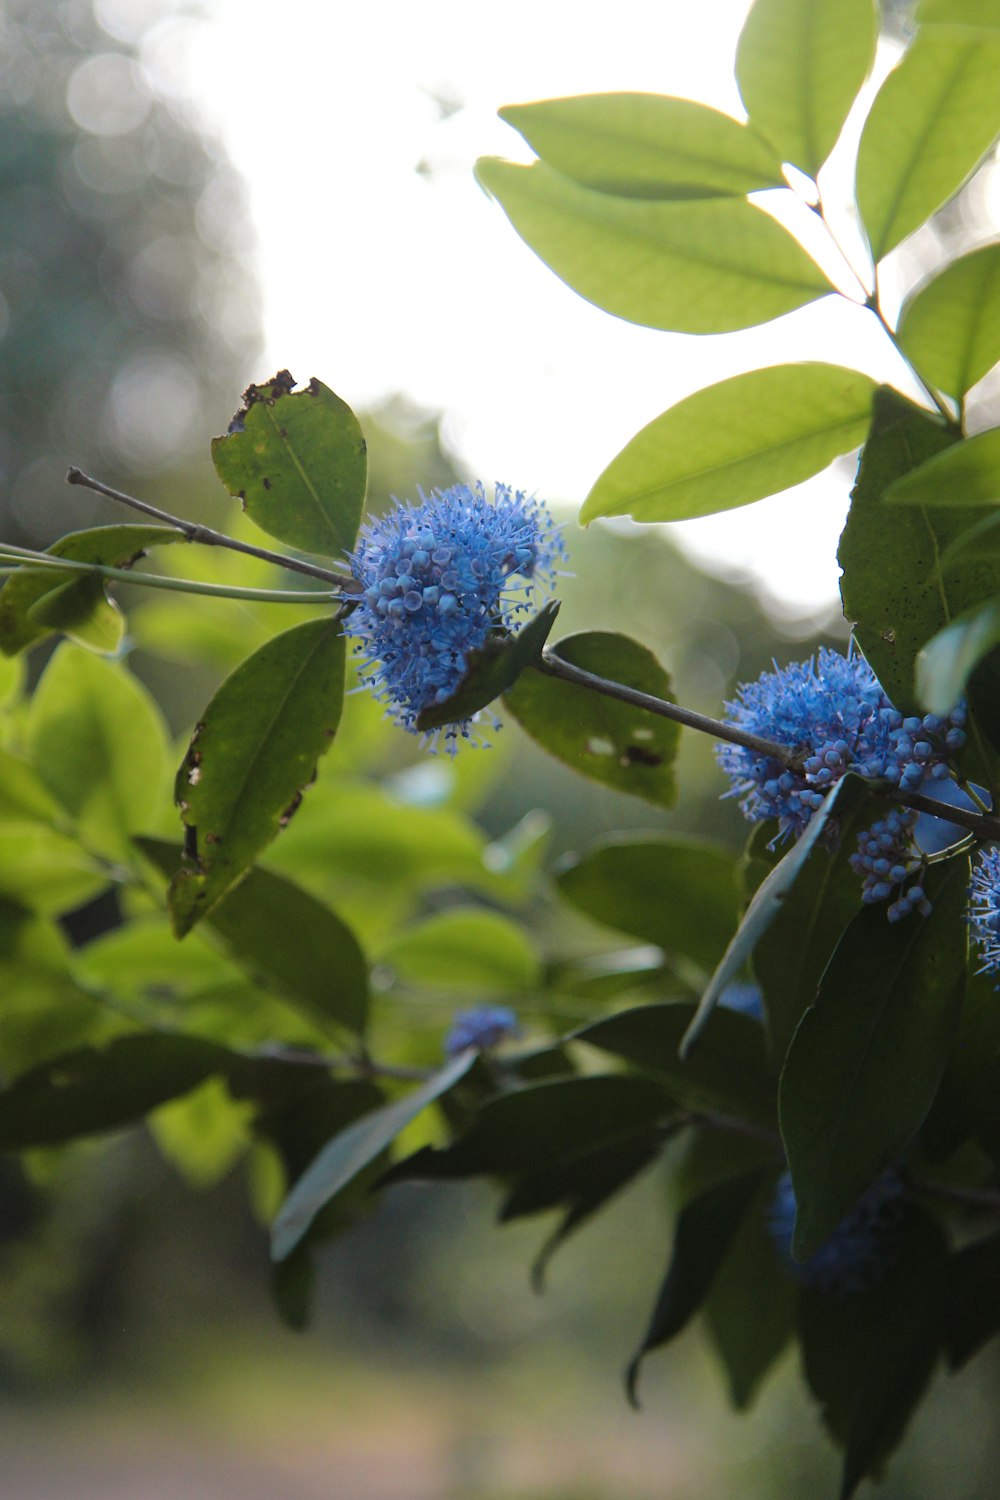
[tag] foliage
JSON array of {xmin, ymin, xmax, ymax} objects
[{"xmin": 3, "ymin": 1, "xmax": 1000, "ymax": 1494}]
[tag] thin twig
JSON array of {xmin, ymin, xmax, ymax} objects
[
  {"xmin": 536, "ymin": 648, "xmax": 794, "ymax": 763},
  {"xmin": 66, "ymin": 466, "xmax": 349, "ymax": 584},
  {"xmin": 0, "ymin": 544, "xmax": 339, "ymax": 605}
]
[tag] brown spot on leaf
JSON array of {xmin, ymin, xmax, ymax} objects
[
  {"xmin": 205, "ymin": 831, "xmax": 221, "ymax": 845},
  {"xmin": 183, "ymin": 824, "xmax": 198, "ymax": 862},
  {"xmin": 262, "ymin": 476, "xmax": 271, "ymax": 490},
  {"xmin": 620, "ymin": 745, "xmax": 663, "ymax": 768},
  {"xmin": 279, "ymin": 790, "xmax": 303, "ymax": 828}
]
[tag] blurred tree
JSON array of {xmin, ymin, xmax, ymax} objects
[{"xmin": 0, "ymin": 0, "xmax": 260, "ymax": 546}]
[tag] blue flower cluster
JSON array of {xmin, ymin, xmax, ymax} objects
[
  {"xmin": 344, "ymin": 482, "xmax": 565, "ymax": 744},
  {"xmin": 717, "ymin": 648, "xmax": 967, "ymax": 914},
  {"xmin": 444, "ymin": 1004, "xmax": 521, "ymax": 1056},
  {"xmin": 768, "ymin": 1169, "xmax": 904, "ymax": 1294},
  {"xmin": 970, "ymin": 846, "xmax": 1000, "ymax": 974}
]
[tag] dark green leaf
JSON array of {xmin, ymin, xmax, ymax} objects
[
  {"xmin": 856, "ymin": 27, "xmax": 1000, "ymax": 260},
  {"xmin": 682, "ymin": 776, "xmax": 871, "ymax": 1057},
  {"xmin": 500, "ymin": 1137, "xmax": 661, "ymax": 1290},
  {"xmin": 138, "ymin": 838, "xmax": 369, "ymax": 1038},
  {"xmin": 575, "ymin": 1002, "xmax": 777, "ymax": 1129},
  {"xmin": 915, "ymin": 595, "xmax": 1000, "ymax": 713},
  {"xmin": 580, "ymin": 364, "xmax": 875, "ymax": 525},
  {"xmin": 474, "ymin": 157, "xmax": 831, "ymax": 334},
  {"xmin": 0, "ymin": 524, "xmax": 184, "ymax": 656},
  {"xmin": 750, "ymin": 782, "xmax": 873, "ymax": 1065},
  {"xmin": 415, "ymin": 601, "xmax": 559, "ymax": 732},
  {"xmin": 704, "ymin": 1183, "xmax": 796, "ymax": 1409},
  {"xmin": 735, "ymin": 0, "xmax": 878, "ymax": 176},
  {"xmin": 26, "ymin": 645, "xmax": 170, "ymax": 862},
  {"xmin": 0, "ymin": 1032, "xmax": 230, "ymax": 1148},
  {"xmin": 556, "ymin": 836, "xmax": 738, "ymax": 972},
  {"xmin": 947, "ymin": 1230, "xmax": 1000, "ymax": 1368},
  {"xmin": 388, "ymin": 1073, "xmax": 672, "ymax": 1182},
  {"xmin": 779, "ymin": 858, "xmax": 967, "ymax": 1260},
  {"xmin": 169, "ymin": 617, "xmax": 345, "ymax": 935},
  {"xmin": 211, "ymin": 373, "xmax": 367, "ymax": 556},
  {"xmin": 270, "ymin": 1050, "xmax": 476, "ymax": 1261},
  {"xmin": 503, "ymin": 631, "xmax": 679, "ymax": 806},
  {"xmin": 270, "ymin": 1244, "xmax": 314, "ymax": 1331},
  {"xmin": 499, "ymin": 92, "xmax": 783, "ymax": 199},
  {"xmin": 626, "ymin": 1171, "xmax": 762, "ymax": 1406},
  {"xmin": 799, "ymin": 1202, "xmax": 948, "ymax": 1494},
  {"xmin": 26, "ymin": 575, "xmax": 124, "ymax": 654},
  {"xmin": 923, "ymin": 969, "xmax": 1000, "ymax": 1159},
  {"xmin": 896, "ymin": 243, "xmax": 1000, "ymax": 400},
  {"xmin": 839, "ymin": 388, "xmax": 997, "ymax": 717}
]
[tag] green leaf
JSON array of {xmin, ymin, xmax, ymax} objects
[
  {"xmin": 0, "ymin": 899, "xmax": 102, "ymax": 1075},
  {"xmin": 26, "ymin": 575, "xmax": 124, "ymax": 654},
  {"xmin": 0, "ymin": 747, "xmax": 61, "ymax": 824},
  {"xmin": 885, "ymin": 425, "xmax": 1000, "ymax": 509},
  {"xmin": 838, "ymin": 388, "xmax": 997, "ymax": 716},
  {"xmin": 270, "ymin": 1050, "xmax": 476, "ymax": 1260},
  {"xmin": 574, "ymin": 1002, "xmax": 777, "ymax": 1128},
  {"xmin": 581, "ymin": 364, "xmax": 875, "ymax": 525},
  {"xmin": 503, "ymin": 631, "xmax": 679, "ymax": 806},
  {"xmin": 211, "ymin": 372, "xmax": 367, "ymax": 556},
  {"xmin": 26, "ymin": 645, "xmax": 170, "ymax": 861},
  {"xmin": 138, "ymin": 838, "xmax": 369, "ymax": 1038},
  {"xmin": 626, "ymin": 1171, "xmax": 762, "ymax": 1406},
  {"xmin": 896, "ymin": 243, "xmax": 1000, "ymax": 400},
  {"xmin": 499, "ymin": 92, "xmax": 784, "ymax": 199},
  {"xmin": 389, "ymin": 1073, "xmax": 671, "ymax": 1182},
  {"xmin": 414, "ymin": 601, "xmax": 559, "ymax": 733},
  {"xmin": 169, "ymin": 617, "xmax": 345, "ymax": 936},
  {"xmin": 379, "ymin": 907, "xmax": 537, "ymax": 993},
  {"xmin": 749, "ymin": 781, "xmax": 873, "ymax": 1064},
  {"xmin": 918, "ymin": 0, "xmax": 1000, "ymax": 28},
  {"xmin": 682, "ymin": 776, "xmax": 871, "ymax": 1058},
  {"xmin": 474, "ymin": 157, "xmax": 831, "ymax": 334},
  {"xmin": 735, "ymin": 0, "xmax": 878, "ymax": 176},
  {"xmin": 924, "ymin": 970, "xmax": 1000, "ymax": 1159},
  {"xmin": 500, "ymin": 1137, "xmax": 661, "ymax": 1290},
  {"xmin": 556, "ymin": 836, "xmax": 739, "ymax": 972},
  {"xmin": 856, "ymin": 27, "xmax": 1000, "ymax": 261},
  {"xmin": 0, "ymin": 524, "xmax": 184, "ymax": 656},
  {"xmin": 915, "ymin": 595, "xmax": 1000, "ymax": 713},
  {"xmin": 779, "ymin": 857, "xmax": 967, "ymax": 1260},
  {"xmin": 0, "ymin": 825, "xmax": 106, "ymax": 915},
  {"xmin": 0, "ymin": 1032, "xmax": 230, "ymax": 1148},
  {"xmin": 799, "ymin": 1203, "xmax": 949, "ymax": 1492},
  {"xmin": 704, "ymin": 1183, "xmax": 796, "ymax": 1410},
  {"xmin": 270, "ymin": 1244, "xmax": 315, "ymax": 1331}
]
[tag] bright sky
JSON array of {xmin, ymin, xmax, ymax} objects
[{"xmin": 125, "ymin": 0, "xmax": 931, "ymax": 618}]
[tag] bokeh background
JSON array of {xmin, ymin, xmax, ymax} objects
[{"xmin": 2, "ymin": 1, "xmax": 1000, "ymax": 1496}]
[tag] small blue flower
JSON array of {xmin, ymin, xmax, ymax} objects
[
  {"xmin": 344, "ymin": 482, "xmax": 565, "ymax": 745},
  {"xmin": 444, "ymin": 1004, "xmax": 521, "ymax": 1056},
  {"xmin": 970, "ymin": 845, "xmax": 1000, "ymax": 974},
  {"xmin": 768, "ymin": 1169, "xmax": 904, "ymax": 1294}
]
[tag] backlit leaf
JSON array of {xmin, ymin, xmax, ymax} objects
[
  {"xmin": 896, "ymin": 243, "xmax": 1000, "ymax": 400},
  {"xmin": 581, "ymin": 364, "xmax": 875, "ymax": 525},
  {"xmin": 736, "ymin": 0, "xmax": 878, "ymax": 176},
  {"xmin": 856, "ymin": 27, "xmax": 1000, "ymax": 260},
  {"xmin": 475, "ymin": 157, "xmax": 831, "ymax": 334},
  {"xmin": 915, "ymin": 595, "xmax": 1000, "ymax": 713}
]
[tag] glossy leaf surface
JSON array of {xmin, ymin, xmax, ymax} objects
[{"xmin": 499, "ymin": 92, "xmax": 783, "ymax": 198}]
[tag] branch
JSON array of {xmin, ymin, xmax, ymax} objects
[{"xmin": 66, "ymin": 467, "xmax": 349, "ymax": 585}]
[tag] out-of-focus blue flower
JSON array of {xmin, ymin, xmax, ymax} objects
[
  {"xmin": 344, "ymin": 482, "xmax": 565, "ymax": 745},
  {"xmin": 970, "ymin": 845, "xmax": 1000, "ymax": 974},
  {"xmin": 717, "ymin": 647, "xmax": 968, "ymax": 915},
  {"xmin": 444, "ymin": 1004, "xmax": 521, "ymax": 1056},
  {"xmin": 768, "ymin": 1168, "xmax": 904, "ymax": 1294},
  {"xmin": 718, "ymin": 981, "xmax": 763, "ymax": 1021}
]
